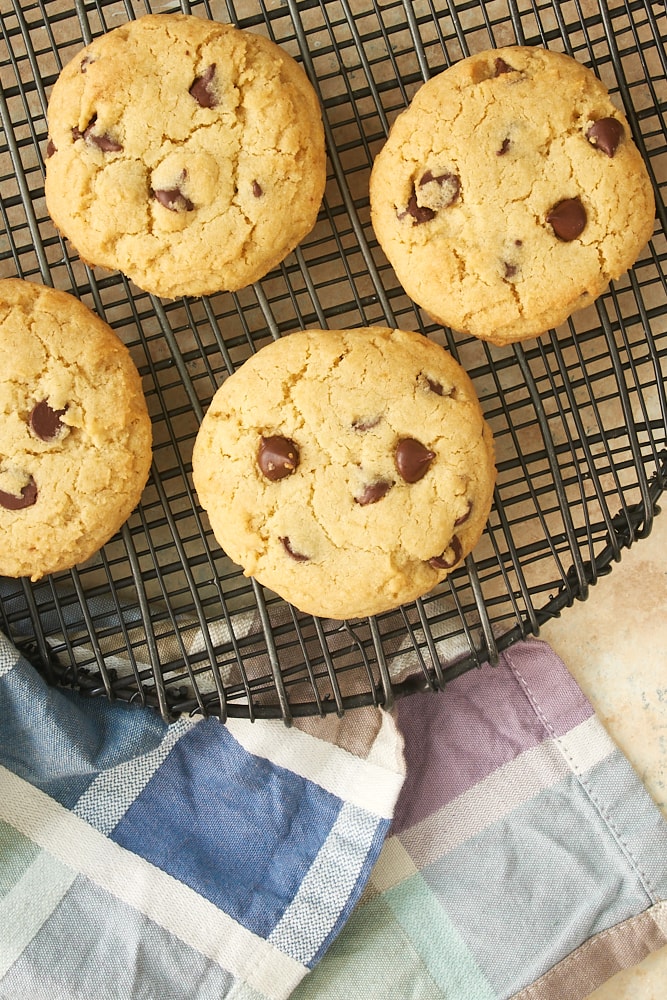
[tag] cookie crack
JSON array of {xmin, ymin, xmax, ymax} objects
[
  {"xmin": 502, "ymin": 272, "xmax": 523, "ymax": 310},
  {"xmin": 451, "ymin": 246, "xmax": 466, "ymax": 281}
]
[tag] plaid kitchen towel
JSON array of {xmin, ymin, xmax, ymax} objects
[
  {"xmin": 0, "ymin": 629, "xmax": 405, "ymax": 1000},
  {"xmin": 292, "ymin": 638, "xmax": 667, "ymax": 1000}
]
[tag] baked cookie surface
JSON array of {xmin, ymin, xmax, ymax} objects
[
  {"xmin": 192, "ymin": 327, "xmax": 496, "ymax": 619},
  {"xmin": 0, "ymin": 279, "xmax": 152, "ymax": 580},
  {"xmin": 44, "ymin": 14, "xmax": 326, "ymax": 298},
  {"xmin": 370, "ymin": 46, "xmax": 655, "ymax": 346}
]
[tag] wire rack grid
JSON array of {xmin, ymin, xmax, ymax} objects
[{"xmin": 0, "ymin": 0, "xmax": 666, "ymax": 723}]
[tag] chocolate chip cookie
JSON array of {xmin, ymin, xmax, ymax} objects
[
  {"xmin": 192, "ymin": 327, "xmax": 496, "ymax": 619},
  {"xmin": 0, "ymin": 279, "xmax": 152, "ymax": 580},
  {"xmin": 370, "ymin": 46, "xmax": 655, "ymax": 346},
  {"xmin": 44, "ymin": 14, "xmax": 326, "ymax": 299}
]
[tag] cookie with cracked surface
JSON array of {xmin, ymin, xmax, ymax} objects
[
  {"xmin": 192, "ymin": 326, "xmax": 496, "ymax": 620},
  {"xmin": 369, "ymin": 46, "xmax": 655, "ymax": 346},
  {"xmin": 44, "ymin": 13, "xmax": 326, "ymax": 298},
  {"xmin": 0, "ymin": 279, "xmax": 152, "ymax": 580}
]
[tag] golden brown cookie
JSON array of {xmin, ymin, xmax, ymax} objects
[
  {"xmin": 192, "ymin": 327, "xmax": 496, "ymax": 619},
  {"xmin": 44, "ymin": 14, "xmax": 326, "ymax": 298},
  {"xmin": 0, "ymin": 279, "xmax": 152, "ymax": 580},
  {"xmin": 370, "ymin": 46, "xmax": 655, "ymax": 346}
]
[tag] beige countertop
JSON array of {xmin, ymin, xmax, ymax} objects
[{"xmin": 540, "ymin": 509, "xmax": 667, "ymax": 999}]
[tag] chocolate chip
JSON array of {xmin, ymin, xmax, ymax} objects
[
  {"xmin": 419, "ymin": 374, "xmax": 455, "ymax": 398},
  {"xmin": 546, "ymin": 197, "xmax": 587, "ymax": 241},
  {"xmin": 189, "ymin": 64, "xmax": 217, "ymax": 108},
  {"xmin": 454, "ymin": 499, "xmax": 473, "ymax": 526},
  {"xmin": 252, "ymin": 180, "xmax": 263, "ymax": 198},
  {"xmin": 46, "ymin": 139, "xmax": 56, "ymax": 158},
  {"xmin": 395, "ymin": 438, "xmax": 435, "ymax": 483},
  {"xmin": 29, "ymin": 400, "xmax": 66, "ymax": 441},
  {"xmin": 403, "ymin": 191, "xmax": 436, "ymax": 224},
  {"xmin": 72, "ymin": 116, "xmax": 122, "ymax": 152},
  {"xmin": 494, "ymin": 57, "xmax": 515, "ymax": 76},
  {"xmin": 152, "ymin": 174, "xmax": 195, "ymax": 212},
  {"xmin": 352, "ymin": 416, "xmax": 381, "ymax": 431},
  {"xmin": 0, "ymin": 476, "xmax": 37, "ymax": 511},
  {"xmin": 586, "ymin": 117, "xmax": 624, "ymax": 157},
  {"xmin": 429, "ymin": 535, "xmax": 462, "ymax": 570},
  {"xmin": 497, "ymin": 137, "xmax": 511, "ymax": 156},
  {"xmin": 258, "ymin": 435, "xmax": 299, "ymax": 481},
  {"xmin": 280, "ymin": 536, "xmax": 309, "ymax": 562},
  {"xmin": 355, "ymin": 479, "xmax": 393, "ymax": 506},
  {"xmin": 419, "ymin": 169, "xmax": 449, "ymax": 188},
  {"xmin": 80, "ymin": 55, "xmax": 94, "ymax": 73},
  {"xmin": 87, "ymin": 130, "xmax": 123, "ymax": 152},
  {"xmin": 418, "ymin": 170, "xmax": 460, "ymax": 207},
  {"xmin": 503, "ymin": 261, "xmax": 518, "ymax": 279},
  {"xmin": 398, "ymin": 171, "xmax": 460, "ymax": 222}
]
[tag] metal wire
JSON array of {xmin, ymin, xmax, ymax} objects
[{"xmin": 1, "ymin": 0, "xmax": 666, "ymax": 722}]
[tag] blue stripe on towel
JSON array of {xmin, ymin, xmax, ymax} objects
[
  {"xmin": 0, "ymin": 637, "xmax": 170, "ymax": 808},
  {"xmin": 111, "ymin": 719, "xmax": 344, "ymax": 938}
]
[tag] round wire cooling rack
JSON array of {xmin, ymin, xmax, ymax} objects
[{"xmin": 0, "ymin": 0, "xmax": 666, "ymax": 723}]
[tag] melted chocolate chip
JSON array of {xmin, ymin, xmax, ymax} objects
[
  {"xmin": 395, "ymin": 438, "xmax": 435, "ymax": 483},
  {"xmin": 252, "ymin": 180, "xmax": 263, "ymax": 198},
  {"xmin": 429, "ymin": 535, "xmax": 462, "ymax": 570},
  {"xmin": 503, "ymin": 261, "xmax": 518, "ymax": 279},
  {"xmin": 586, "ymin": 117, "xmax": 624, "ymax": 157},
  {"xmin": 352, "ymin": 416, "xmax": 381, "ymax": 432},
  {"xmin": 546, "ymin": 197, "xmax": 587, "ymax": 241},
  {"xmin": 454, "ymin": 499, "xmax": 473, "ymax": 526},
  {"xmin": 398, "ymin": 171, "xmax": 462, "ymax": 223},
  {"xmin": 46, "ymin": 139, "xmax": 56, "ymax": 158},
  {"xmin": 80, "ymin": 55, "xmax": 94, "ymax": 73},
  {"xmin": 419, "ymin": 169, "xmax": 449, "ymax": 189},
  {"xmin": 0, "ymin": 476, "xmax": 37, "ymax": 511},
  {"xmin": 88, "ymin": 131, "xmax": 122, "ymax": 152},
  {"xmin": 497, "ymin": 137, "xmax": 511, "ymax": 156},
  {"xmin": 494, "ymin": 57, "xmax": 515, "ymax": 76},
  {"xmin": 418, "ymin": 170, "xmax": 460, "ymax": 206},
  {"xmin": 419, "ymin": 374, "xmax": 455, "ymax": 398},
  {"xmin": 280, "ymin": 536, "xmax": 309, "ymax": 562},
  {"xmin": 189, "ymin": 64, "xmax": 218, "ymax": 108},
  {"xmin": 29, "ymin": 400, "xmax": 66, "ymax": 441},
  {"xmin": 355, "ymin": 479, "xmax": 393, "ymax": 506},
  {"xmin": 404, "ymin": 191, "xmax": 436, "ymax": 224},
  {"xmin": 258, "ymin": 435, "xmax": 299, "ymax": 481},
  {"xmin": 152, "ymin": 177, "xmax": 195, "ymax": 213},
  {"xmin": 72, "ymin": 116, "xmax": 122, "ymax": 152}
]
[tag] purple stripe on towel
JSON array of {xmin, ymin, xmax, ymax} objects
[{"xmin": 392, "ymin": 639, "xmax": 593, "ymax": 833}]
